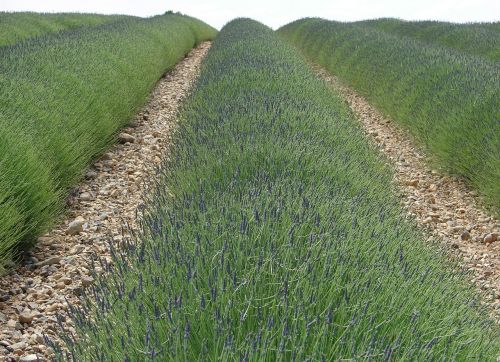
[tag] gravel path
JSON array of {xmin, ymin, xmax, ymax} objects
[
  {"xmin": 0, "ymin": 42, "xmax": 211, "ymax": 361},
  {"xmin": 315, "ymin": 67, "xmax": 499, "ymax": 321}
]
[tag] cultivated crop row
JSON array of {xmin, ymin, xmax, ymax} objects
[
  {"xmin": 279, "ymin": 19, "xmax": 500, "ymax": 215},
  {"xmin": 0, "ymin": 12, "xmax": 127, "ymax": 46},
  {"xmin": 58, "ymin": 19, "xmax": 499, "ymax": 360},
  {"xmin": 0, "ymin": 14, "xmax": 217, "ymax": 270},
  {"xmin": 359, "ymin": 18, "xmax": 500, "ymax": 61}
]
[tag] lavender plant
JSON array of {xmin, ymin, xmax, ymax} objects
[
  {"xmin": 358, "ymin": 18, "xmax": 499, "ymax": 61},
  {"xmin": 0, "ymin": 13, "xmax": 217, "ymax": 271},
  {"xmin": 278, "ymin": 18, "xmax": 500, "ymax": 216},
  {"xmin": 58, "ymin": 19, "xmax": 499, "ymax": 360},
  {"xmin": 0, "ymin": 12, "xmax": 127, "ymax": 46}
]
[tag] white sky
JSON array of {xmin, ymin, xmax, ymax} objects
[{"xmin": 1, "ymin": 0, "xmax": 499, "ymax": 29}]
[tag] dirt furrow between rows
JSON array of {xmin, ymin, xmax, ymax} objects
[
  {"xmin": 315, "ymin": 66, "xmax": 499, "ymax": 321},
  {"xmin": 0, "ymin": 42, "xmax": 211, "ymax": 361}
]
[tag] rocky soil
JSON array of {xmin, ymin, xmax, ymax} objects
[
  {"xmin": 315, "ymin": 67, "xmax": 499, "ymax": 321},
  {"xmin": 0, "ymin": 42, "xmax": 211, "ymax": 361}
]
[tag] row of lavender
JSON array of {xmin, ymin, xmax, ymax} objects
[
  {"xmin": 55, "ymin": 19, "xmax": 499, "ymax": 359},
  {"xmin": 0, "ymin": 13, "xmax": 217, "ymax": 271},
  {"xmin": 278, "ymin": 18, "xmax": 500, "ymax": 216}
]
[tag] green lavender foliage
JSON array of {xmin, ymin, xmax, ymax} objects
[
  {"xmin": 278, "ymin": 18, "xmax": 500, "ymax": 216},
  {"xmin": 0, "ymin": 14, "xmax": 217, "ymax": 271},
  {"xmin": 58, "ymin": 19, "xmax": 499, "ymax": 361},
  {"xmin": 0, "ymin": 12, "xmax": 127, "ymax": 46},
  {"xmin": 360, "ymin": 18, "xmax": 500, "ymax": 61}
]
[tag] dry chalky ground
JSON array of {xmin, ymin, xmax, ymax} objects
[
  {"xmin": 0, "ymin": 42, "xmax": 211, "ymax": 361},
  {"xmin": 315, "ymin": 67, "xmax": 499, "ymax": 320}
]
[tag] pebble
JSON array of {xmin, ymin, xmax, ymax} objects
[
  {"xmin": 461, "ymin": 230, "xmax": 471, "ymax": 241},
  {"xmin": 18, "ymin": 310, "xmax": 33, "ymax": 324},
  {"xmin": 101, "ymin": 152, "xmax": 113, "ymax": 160},
  {"xmin": 20, "ymin": 354, "xmax": 40, "ymax": 362},
  {"xmin": 7, "ymin": 319, "xmax": 20, "ymax": 329},
  {"xmin": 81, "ymin": 276, "xmax": 94, "ymax": 287},
  {"xmin": 60, "ymin": 277, "xmax": 72, "ymax": 285},
  {"xmin": 34, "ymin": 256, "xmax": 61, "ymax": 268},
  {"xmin": 98, "ymin": 212, "xmax": 110, "ymax": 220},
  {"xmin": 79, "ymin": 192, "xmax": 92, "ymax": 201},
  {"xmin": 34, "ymin": 334, "xmax": 44, "ymax": 344},
  {"xmin": 406, "ymin": 179, "xmax": 419, "ymax": 187},
  {"xmin": 84, "ymin": 170, "xmax": 98, "ymax": 179},
  {"xmin": 129, "ymin": 120, "xmax": 140, "ymax": 128},
  {"xmin": 483, "ymin": 233, "xmax": 495, "ymax": 244},
  {"xmin": 44, "ymin": 304, "xmax": 59, "ymax": 313},
  {"xmin": 66, "ymin": 217, "xmax": 85, "ymax": 235},
  {"xmin": 423, "ymin": 216, "xmax": 433, "ymax": 224},
  {"xmin": 70, "ymin": 245, "xmax": 85, "ymax": 254},
  {"xmin": 6, "ymin": 340, "xmax": 26, "ymax": 352},
  {"xmin": 118, "ymin": 133, "xmax": 135, "ymax": 144}
]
